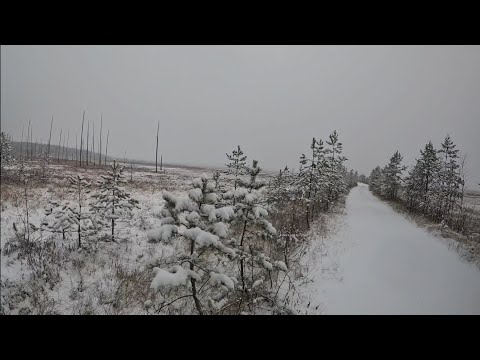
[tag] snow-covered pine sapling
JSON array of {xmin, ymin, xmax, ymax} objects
[
  {"xmin": 92, "ymin": 160, "xmax": 139, "ymax": 243},
  {"xmin": 324, "ymin": 130, "xmax": 348, "ymax": 208},
  {"xmin": 43, "ymin": 200, "xmax": 75, "ymax": 240},
  {"xmin": 297, "ymin": 138, "xmax": 327, "ymax": 226},
  {"xmin": 213, "ymin": 170, "xmax": 221, "ymax": 190},
  {"xmin": 65, "ymin": 174, "xmax": 98, "ymax": 248},
  {"xmin": 225, "ymin": 145, "xmax": 247, "ymax": 203},
  {"xmin": 232, "ymin": 160, "xmax": 277, "ymax": 300},
  {"xmin": 147, "ymin": 174, "xmax": 236, "ymax": 315}
]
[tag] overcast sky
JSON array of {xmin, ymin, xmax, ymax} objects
[{"xmin": 2, "ymin": 45, "xmax": 479, "ymax": 188}]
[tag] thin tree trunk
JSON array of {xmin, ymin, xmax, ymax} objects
[
  {"xmin": 47, "ymin": 116, "xmax": 53, "ymax": 161},
  {"xmin": 240, "ymin": 218, "xmax": 249, "ymax": 292},
  {"xmin": 29, "ymin": 120, "xmax": 33, "ymax": 160},
  {"xmin": 20, "ymin": 123, "xmax": 24, "ymax": 158},
  {"xmin": 92, "ymin": 122, "xmax": 95, "ymax": 166},
  {"xmin": 99, "ymin": 114, "xmax": 103, "ymax": 168},
  {"xmin": 80, "ymin": 110, "xmax": 85, "ymax": 167},
  {"xmin": 86, "ymin": 120, "xmax": 89, "ymax": 166},
  {"xmin": 105, "ymin": 129, "xmax": 109, "ymax": 166},
  {"xmin": 57, "ymin": 128, "xmax": 62, "ymax": 163},
  {"xmin": 24, "ymin": 179, "xmax": 30, "ymax": 243},
  {"xmin": 155, "ymin": 121, "xmax": 159, "ymax": 173},
  {"xmin": 112, "ymin": 160, "xmax": 115, "ymax": 242},
  {"xmin": 190, "ymin": 239, "xmax": 203, "ymax": 315},
  {"xmin": 27, "ymin": 119, "xmax": 31, "ymax": 159},
  {"xmin": 65, "ymin": 131, "xmax": 70, "ymax": 163},
  {"xmin": 78, "ymin": 182, "xmax": 82, "ymax": 248},
  {"xmin": 75, "ymin": 133, "xmax": 78, "ymax": 167}
]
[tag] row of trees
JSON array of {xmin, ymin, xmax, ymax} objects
[
  {"xmin": 369, "ymin": 135, "xmax": 470, "ymax": 232},
  {"xmin": 6, "ymin": 114, "xmax": 112, "ymax": 168},
  {"xmin": 13, "ymin": 161, "xmax": 139, "ymax": 249},
  {"xmin": 146, "ymin": 131, "xmax": 362, "ymax": 314}
]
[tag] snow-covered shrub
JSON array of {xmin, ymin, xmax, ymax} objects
[
  {"xmin": 41, "ymin": 174, "xmax": 99, "ymax": 248},
  {"xmin": 147, "ymin": 174, "xmax": 237, "ymax": 314},
  {"xmin": 0, "ymin": 131, "xmax": 14, "ymax": 178},
  {"xmin": 91, "ymin": 160, "xmax": 139, "ymax": 242}
]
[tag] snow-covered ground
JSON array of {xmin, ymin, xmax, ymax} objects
[{"xmin": 302, "ymin": 183, "xmax": 480, "ymax": 315}]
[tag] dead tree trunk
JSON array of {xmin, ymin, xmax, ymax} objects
[
  {"xmin": 20, "ymin": 123, "xmax": 24, "ymax": 159},
  {"xmin": 47, "ymin": 116, "xmax": 53, "ymax": 161},
  {"xmin": 75, "ymin": 133, "xmax": 78, "ymax": 167},
  {"xmin": 92, "ymin": 121, "xmax": 95, "ymax": 166},
  {"xmin": 27, "ymin": 119, "xmax": 31, "ymax": 160},
  {"xmin": 86, "ymin": 120, "xmax": 90, "ymax": 167},
  {"xmin": 80, "ymin": 110, "xmax": 85, "ymax": 167},
  {"xmin": 57, "ymin": 128, "xmax": 62, "ymax": 163},
  {"xmin": 65, "ymin": 131, "xmax": 69, "ymax": 163},
  {"xmin": 105, "ymin": 129, "xmax": 109, "ymax": 166},
  {"xmin": 99, "ymin": 114, "xmax": 103, "ymax": 168},
  {"xmin": 155, "ymin": 121, "xmax": 159, "ymax": 173}
]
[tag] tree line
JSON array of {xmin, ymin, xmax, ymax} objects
[{"xmin": 368, "ymin": 135, "xmax": 473, "ymax": 233}]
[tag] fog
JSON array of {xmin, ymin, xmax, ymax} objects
[{"xmin": 2, "ymin": 45, "xmax": 479, "ymax": 188}]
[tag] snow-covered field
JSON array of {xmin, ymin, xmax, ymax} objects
[
  {"xmin": 301, "ymin": 183, "xmax": 480, "ymax": 314},
  {"xmin": 3, "ymin": 162, "xmax": 479, "ymax": 315},
  {"xmin": 0, "ymin": 163, "xmax": 220, "ymax": 314}
]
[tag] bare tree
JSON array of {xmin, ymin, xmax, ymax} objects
[
  {"xmin": 20, "ymin": 123, "xmax": 24, "ymax": 158},
  {"xmin": 57, "ymin": 129, "xmax": 62, "ymax": 163},
  {"xmin": 30, "ymin": 122, "xmax": 34, "ymax": 160},
  {"xmin": 92, "ymin": 121, "xmax": 95, "ymax": 166},
  {"xmin": 99, "ymin": 114, "xmax": 103, "ymax": 168},
  {"xmin": 64, "ymin": 130, "xmax": 69, "ymax": 163},
  {"xmin": 86, "ymin": 120, "xmax": 90, "ymax": 166},
  {"xmin": 105, "ymin": 129, "xmax": 109, "ymax": 166},
  {"xmin": 27, "ymin": 119, "xmax": 31, "ymax": 159},
  {"xmin": 80, "ymin": 111, "xmax": 85, "ymax": 167},
  {"xmin": 75, "ymin": 133, "xmax": 78, "ymax": 168},
  {"xmin": 155, "ymin": 121, "xmax": 159, "ymax": 173},
  {"xmin": 47, "ymin": 116, "xmax": 53, "ymax": 161}
]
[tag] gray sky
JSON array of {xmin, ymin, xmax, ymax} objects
[{"xmin": 2, "ymin": 45, "xmax": 479, "ymax": 188}]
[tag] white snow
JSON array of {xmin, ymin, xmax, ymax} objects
[
  {"xmin": 274, "ymin": 261, "xmax": 288, "ymax": 272},
  {"xmin": 147, "ymin": 225, "xmax": 177, "ymax": 242},
  {"xmin": 209, "ymin": 273, "xmax": 235, "ymax": 290},
  {"xmin": 183, "ymin": 227, "xmax": 220, "ymax": 248},
  {"xmin": 303, "ymin": 184, "xmax": 480, "ymax": 314},
  {"xmin": 150, "ymin": 265, "xmax": 200, "ymax": 291}
]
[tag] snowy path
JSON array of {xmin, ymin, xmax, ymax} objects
[{"xmin": 305, "ymin": 183, "xmax": 480, "ymax": 314}]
